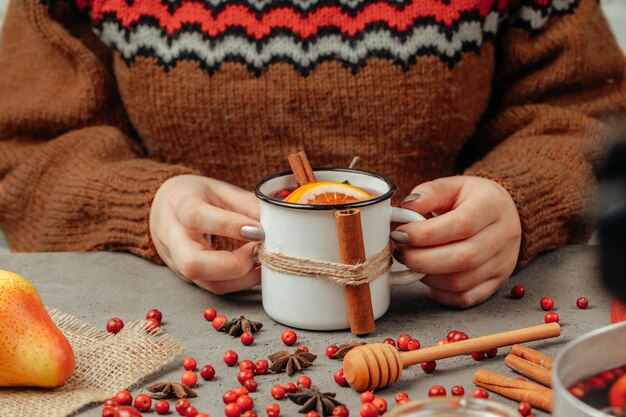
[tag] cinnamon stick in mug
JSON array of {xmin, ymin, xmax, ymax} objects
[{"xmin": 288, "ymin": 151, "xmax": 316, "ymax": 187}]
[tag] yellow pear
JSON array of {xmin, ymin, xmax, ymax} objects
[{"xmin": 0, "ymin": 269, "xmax": 75, "ymax": 387}]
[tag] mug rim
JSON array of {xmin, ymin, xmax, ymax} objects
[{"xmin": 253, "ymin": 168, "xmax": 397, "ymax": 211}]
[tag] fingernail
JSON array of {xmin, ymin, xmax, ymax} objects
[
  {"xmin": 241, "ymin": 225, "xmax": 265, "ymax": 241},
  {"xmin": 392, "ymin": 249, "xmax": 405, "ymax": 265},
  {"xmin": 390, "ymin": 231, "xmax": 411, "ymax": 244},
  {"xmin": 401, "ymin": 194, "xmax": 421, "ymax": 205}
]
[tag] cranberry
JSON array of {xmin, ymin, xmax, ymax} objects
[
  {"xmin": 145, "ymin": 318, "xmax": 160, "ymax": 332},
  {"xmin": 395, "ymin": 392, "xmax": 409, "ymax": 403},
  {"xmin": 271, "ymin": 384, "xmax": 286, "ymax": 399},
  {"xmin": 451, "ymin": 385, "xmax": 465, "ymax": 396},
  {"xmin": 185, "ymin": 406, "xmax": 198, "ymax": 417},
  {"xmin": 486, "ymin": 348, "xmax": 498, "ymax": 358},
  {"xmin": 146, "ymin": 309, "xmax": 163, "ymax": 323},
  {"xmin": 200, "ymin": 365, "xmax": 215, "ymax": 380},
  {"xmin": 106, "ymin": 318, "xmax": 124, "ymax": 334},
  {"xmin": 234, "ymin": 386, "xmax": 249, "ymax": 397},
  {"xmin": 421, "ymin": 361, "xmax": 436, "ymax": 373},
  {"xmin": 428, "ymin": 385, "xmax": 446, "ymax": 397},
  {"xmin": 183, "ymin": 358, "xmax": 197, "ymax": 371},
  {"xmin": 225, "ymin": 403, "xmax": 242, "ymax": 417},
  {"xmin": 600, "ymin": 371, "xmax": 616, "ymax": 382},
  {"xmin": 212, "ymin": 315, "xmax": 227, "ymax": 331},
  {"xmin": 182, "ymin": 370, "xmax": 198, "ymax": 387},
  {"xmin": 281, "ymin": 330, "xmax": 297, "ymax": 346},
  {"xmin": 577, "ymin": 297, "xmax": 589, "ymax": 309},
  {"xmin": 104, "ymin": 398, "xmax": 118, "ymax": 407},
  {"xmin": 113, "ymin": 407, "xmax": 142, "ymax": 417},
  {"xmin": 544, "ymin": 312, "xmax": 560, "ymax": 323},
  {"xmin": 236, "ymin": 395, "xmax": 254, "ymax": 412},
  {"xmin": 284, "ymin": 382, "xmax": 298, "ymax": 393},
  {"xmin": 397, "ymin": 398, "xmax": 411, "ymax": 405},
  {"xmin": 450, "ymin": 331, "xmax": 469, "ymax": 343},
  {"xmin": 396, "ymin": 334, "xmax": 412, "ymax": 351},
  {"xmin": 255, "ymin": 359, "xmax": 269, "ymax": 375},
  {"xmin": 297, "ymin": 346, "xmax": 310, "ymax": 353},
  {"xmin": 569, "ymin": 387, "xmax": 585, "ymax": 398},
  {"xmin": 437, "ymin": 339, "xmax": 449, "ymax": 346},
  {"xmin": 518, "ymin": 401, "xmax": 532, "ymax": 416},
  {"xmin": 447, "ymin": 330, "xmax": 459, "ymax": 341},
  {"xmin": 540, "ymin": 297, "xmax": 554, "ymax": 311},
  {"xmin": 244, "ymin": 379, "xmax": 258, "ymax": 392},
  {"xmin": 238, "ymin": 369, "xmax": 255, "ymax": 385},
  {"xmin": 511, "ymin": 285, "xmax": 525, "ymax": 299},
  {"xmin": 306, "ymin": 412, "xmax": 320, "ymax": 417},
  {"xmin": 360, "ymin": 402, "xmax": 378, "ymax": 417},
  {"xmin": 223, "ymin": 391, "xmax": 238, "ymax": 404},
  {"xmin": 239, "ymin": 360, "xmax": 255, "ymax": 372},
  {"xmin": 407, "ymin": 339, "xmax": 420, "ymax": 351},
  {"xmin": 372, "ymin": 397, "xmax": 387, "ymax": 413},
  {"xmin": 176, "ymin": 399, "xmax": 191, "ymax": 415},
  {"xmin": 155, "ymin": 399, "xmax": 170, "ymax": 415},
  {"xmin": 274, "ymin": 189, "xmax": 292, "ymax": 199},
  {"xmin": 134, "ymin": 394, "xmax": 152, "ymax": 412},
  {"xmin": 382, "ymin": 338, "xmax": 396, "ymax": 347},
  {"xmin": 326, "ymin": 345, "xmax": 339, "ymax": 358},
  {"xmin": 114, "ymin": 390, "xmax": 132, "ymax": 406},
  {"xmin": 332, "ymin": 405, "xmax": 350, "ymax": 417},
  {"xmin": 197, "ymin": 414, "xmax": 211, "ymax": 417},
  {"xmin": 102, "ymin": 407, "xmax": 116, "ymax": 417},
  {"xmin": 242, "ymin": 412, "xmax": 258, "ymax": 417},
  {"xmin": 359, "ymin": 391, "xmax": 375, "ymax": 403},
  {"xmin": 203, "ymin": 307, "xmax": 217, "ymax": 321},
  {"xmin": 224, "ymin": 350, "xmax": 239, "ymax": 367},
  {"xmin": 266, "ymin": 403, "xmax": 281, "ymax": 417},
  {"xmin": 297, "ymin": 375, "xmax": 312, "ymax": 389},
  {"xmin": 471, "ymin": 351, "xmax": 486, "ymax": 361},
  {"xmin": 472, "ymin": 388, "xmax": 489, "ymax": 399},
  {"xmin": 241, "ymin": 332, "xmax": 254, "ymax": 346},
  {"xmin": 334, "ymin": 369, "xmax": 349, "ymax": 387}
]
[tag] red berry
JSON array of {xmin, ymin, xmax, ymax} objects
[
  {"xmin": 486, "ymin": 348, "xmax": 498, "ymax": 358},
  {"xmin": 234, "ymin": 386, "xmax": 249, "ymax": 397},
  {"xmin": 396, "ymin": 334, "xmax": 412, "ymax": 351},
  {"xmin": 275, "ymin": 189, "xmax": 292, "ymax": 199},
  {"xmin": 224, "ymin": 350, "xmax": 239, "ymax": 367},
  {"xmin": 114, "ymin": 390, "xmax": 133, "ymax": 406},
  {"xmin": 134, "ymin": 394, "xmax": 152, "ymax": 412},
  {"xmin": 334, "ymin": 369, "xmax": 348, "ymax": 387},
  {"xmin": 297, "ymin": 375, "xmax": 312, "ymax": 389},
  {"xmin": 183, "ymin": 358, "xmax": 198, "ymax": 371},
  {"xmin": 284, "ymin": 382, "xmax": 298, "ymax": 393},
  {"xmin": 203, "ymin": 307, "xmax": 217, "ymax": 321},
  {"xmin": 544, "ymin": 312, "xmax": 560, "ymax": 323},
  {"xmin": 372, "ymin": 397, "xmax": 387, "ymax": 413},
  {"xmin": 437, "ymin": 339, "xmax": 449, "ymax": 346},
  {"xmin": 297, "ymin": 346, "xmax": 310, "ymax": 353},
  {"xmin": 113, "ymin": 406, "xmax": 142, "ymax": 417},
  {"xmin": 145, "ymin": 318, "xmax": 161, "ymax": 332},
  {"xmin": 225, "ymin": 403, "xmax": 242, "ymax": 417},
  {"xmin": 395, "ymin": 392, "xmax": 409, "ymax": 403},
  {"xmin": 223, "ymin": 391, "xmax": 238, "ymax": 404},
  {"xmin": 326, "ymin": 345, "xmax": 339, "ymax": 358},
  {"xmin": 447, "ymin": 330, "xmax": 459, "ymax": 341},
  {"xmin": 450, "ymin": 331, "xmax": 469, "ymax": 343},
  {"xmin": 182, "ymin": 370, "xmax": 198, "ymax": 387},
  {"xmin": 175, "ymin": 399, "xmax": 191, "ymax": 415},
  {"xmin": 428, "ymin": 385, "xmax": 446, "ymax": 397},
  {"xmin": 471, "ymin": 351, "xmax": 486, "ymax": 361},
  {"xmin": 213, "ymin": 315, "xmax": 227, "ymax": 331},
  {"xmin": 146, "ymin": 309, "xmax": 163, "ymax": 323},
  {"xmin": 271, "ymin": 385, "xmax": 286, "ymax": 400},
  {"xmin": 155, "ymin": 399, "xmax": 170, "ymax": 415},
  {"xmin": 236, "ymin": 395, "xmax": 254, "ymax": 412},
  {"xmin": 266, "ymin": 403, "xmax": 281, "ymax": 417},
  {"xmin": 472, "ymin": 388, "xmax": 489, "ymax": 399},
  {"xmin": 382, "ymin": 338, "xmax": 396, "ymax": 347},
  {"xmin": 359, "ymin": 391, "xmax": 375, "ymax": 403},
  {"xmin": 281, "ymin": 330, "xmax": 297, "ymax": 346},
  {"xmin": 242, "ymin": 412, "xmax": 258, "ymax": 417},
  {"xmin": 421, "ymin": 361, "xmax": 436, "ymax": 373},
  {"xmin": 102, "ymin": 407, "xmax": 116, "ymax": 417},
  {"xmin": 238, "ymin": 369, "xmax": 255, "ymax": 385},
  {"xmin": 360, "ymin": 402, "xmax": 378, "ymax": 417},
  {"xmin": 197, "ymin": 414, "xmax": 211, "ymax": 417},
  {"xmin": 397, "ymin": 398, "xmax": 411, "ymax": 405},
  {"xmin": 255, "ymin": 359, "xmax": 269, "ymax": 375},
  {"xmin": 104, "ymin": 398, "xmax": 118, "ymax": 407},
  {"xmin": 306, "ymin": 412, "xmax": 320, "ymax": 417},
  {"xmin": 200, "ymin": 365, "xmax": 215, "ymax": 381},
  {"xmin": 185, "ymin": 406, "xmax": 198, "ymax": 417},
  {"xmin": 540, "ymin": 297, "xmax": 554, "ymax": 311},
  {"xmin": 577, "ymin": 297, "xmax": 589, "ymax": 309},
  {"xmin": 511, "ymin": 285, "xmax": 525, "ymax": 299},
  {"xmin": 451, "ymin": 385, "xmax": 465, "ymax": 396},
  {"xmin": 239, "ymin": 360, "xmax": 255, "ymax": 372},
  {"xmin": 244, "ymin": 379, "xmax": 258, "ymax": 392},
  {"xmin": 407, "ymin": 339, "xmax": 420, "ymax": 351},
  {"xmin": 107, "ymin": 318, "xmax": 124, "ymax": 334},
  {"xmin": 332, "ymin": 405, "xmax": 350, "ymax": 417},
  {"xmin": 518, "ymin": 401, "xmax": 532, "ymax": 416},
  {"xmin": 241, "ymin": 332, "xmax": 254, "ymax": 346}
]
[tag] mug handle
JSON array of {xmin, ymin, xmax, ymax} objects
[{"xmin": 389, "ymin": 207, "xmax": 426, "ymax": 286}]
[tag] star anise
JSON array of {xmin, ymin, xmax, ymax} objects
[
  {"xmin": 219, "ymin": 315, "xmax": 263, "ymax": 337},
  {"xmin": 145, "ymin": 382, "xmax": 197, "ymax": 399},
  {"xmin": 288, "ymin": 385, "xmax": 344, "ymax": 416},
  {"xmin": 330, "ymin": 341, "xmax": 367, "ymax": 359},
  {"xmin": 268, "ymin": 349, "xmax": 317, "ymax": 376}
]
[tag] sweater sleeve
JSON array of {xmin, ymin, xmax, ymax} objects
[
  {"xmin": 0, "ymin": 0, "xmax": 195, "ymax": 261},
  {"xmin": 463, "ymin": 0, "xmax": 626, "ymax": 267}
]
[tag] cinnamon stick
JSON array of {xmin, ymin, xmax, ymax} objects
[
  {"xmin": 288, "ymin": 151, "xmax": 316, "ymax": 188},
  {"xmin": 335, "ymin": 209, "xmax": 376, "ymax": 335},
  {"xmin": 504, "ymin": 354, "xmax": 552, "ymax": 387},
  {"xmin": 510, "ymin": 344, "xmax": 554, "ymax": 369},
  {"xmin": 474, "ymin": 369, "xmax": 553, "ymax": 412}
]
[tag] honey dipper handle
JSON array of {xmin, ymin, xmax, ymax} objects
[{"xmin": 400, "ymin": 323, "xmax": 561, "ymax": 367}]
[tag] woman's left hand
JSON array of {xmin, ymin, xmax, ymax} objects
[{"xmin": 392, "ymin": 176, "xmax": 522, "ymax": 308}]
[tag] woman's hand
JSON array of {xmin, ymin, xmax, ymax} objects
[
  {"xmin": 392, "ymin": 176, "xmax": 521, "ymax": 308},
  {"xmin": 150, "ymin": 175, "xmax": 261, "ymax": 294}
]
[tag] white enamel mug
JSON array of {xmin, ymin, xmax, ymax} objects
[{"xmin": 246, "ymin": 169, "xmax": 425, "ymax": 330}]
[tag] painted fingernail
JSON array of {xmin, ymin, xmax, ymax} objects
[
  {"xmin": 392, "ymin": 249, "xmax": 405, "ymax": 265},
  {"xmin": 401, "ymin": 194, "xmax": 421, "ymax": 205},
  {"xmin": 390, "ymin": 231, "xmax": 411, "ymax": 244},
  {"xmin": 241, "ymin": 225, "xmax": 265, "ymax": 241}
]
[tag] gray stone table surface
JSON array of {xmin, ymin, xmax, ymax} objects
[{"xmin": 0, "ymin": 246, "xmax": 613, "ymax": 417}]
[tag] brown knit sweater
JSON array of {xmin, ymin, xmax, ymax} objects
[{"xmin": 0, "ymin": 0, "xmax": 624, "ymax": 266}]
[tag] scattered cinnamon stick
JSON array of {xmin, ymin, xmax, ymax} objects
[
  {"xmin": 504, "ymin": 353, "xmax": 552, "ymax": 387},
  {"xmin": 288, "ymin": 151, "xmax": 316, "ymax": 188},
  {"xmin": 335, "ymin": 209, "xmax": 376, "ymax": 335},
  {"xmin": 474, "ymin": 369, "xmax": 553, "ymax": 412},
  {"xmin": 511, "ymin": 344, "xmax": 553, "ymax": 369}
]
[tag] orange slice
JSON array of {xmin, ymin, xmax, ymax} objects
[{"xmin": 284, "ymin": 181, "xmax": 372, "ymax": 205}]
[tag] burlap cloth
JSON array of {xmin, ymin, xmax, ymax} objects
[{"xmin": 0, "ymin": 309, "xmax": 185, "ymax": 417}]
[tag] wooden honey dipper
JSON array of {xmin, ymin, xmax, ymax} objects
[{"xmin": 342, "ymin": 322, "xmax": 561, "ymax": 391}]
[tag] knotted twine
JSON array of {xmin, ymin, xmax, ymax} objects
[
  {"xmin": 257, "ymin": 242, "xmax": 393, "ymax": 286},
  {"xmin": 0, "ymin": 309, "xmax": 184, "ymax": 417}
]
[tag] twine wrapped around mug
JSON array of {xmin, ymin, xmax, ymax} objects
[{"xmin": 257, "ymin": 242, "xmax": 393, "ymax": 286}]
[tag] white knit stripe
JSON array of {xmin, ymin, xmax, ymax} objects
[
  {"xmin": 97, "ymin": 13, "xmax": 499, "ymax": 70},
  {"xmin": 517, "ymin": 0, "xmax": 577, "ymax": 30},
  {"xmin": 163, "ymin": 0, "xmax": 409, "ymax": 12}
]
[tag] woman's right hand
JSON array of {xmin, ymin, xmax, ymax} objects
[{"xmin": 150, "ymin": 175, "xmax": 261, "ymax": 294}]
